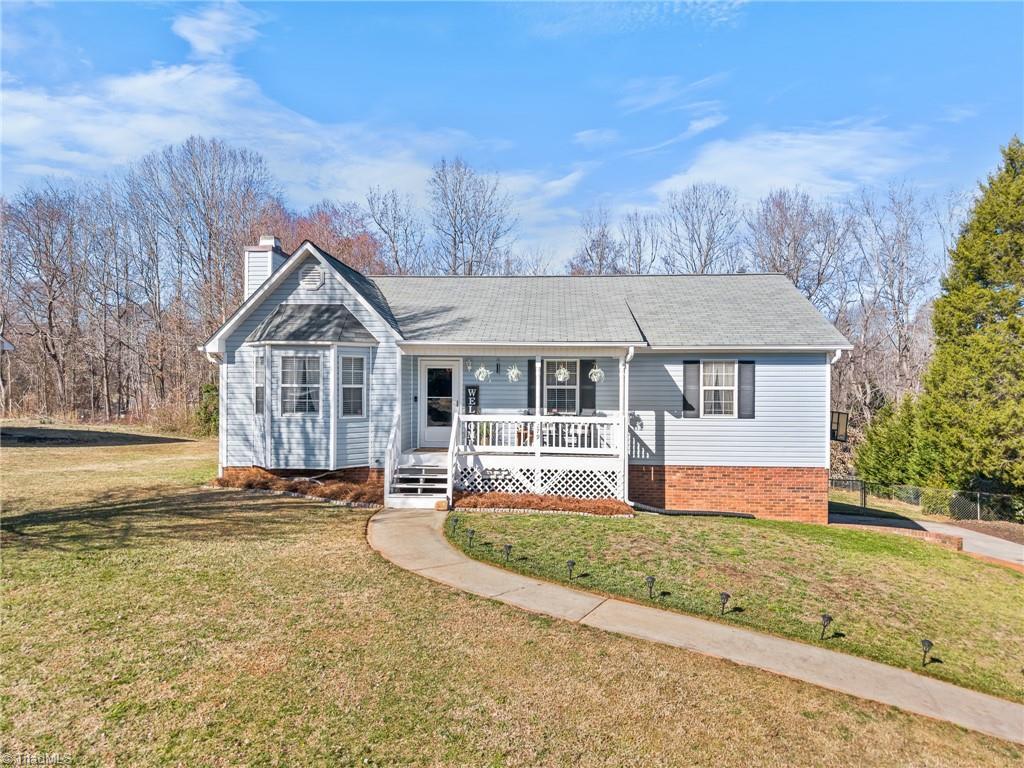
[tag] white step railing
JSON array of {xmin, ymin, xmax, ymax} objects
[
  {"xmin": 446, "ymin": 410, "xmax": 459, "ymax": 505},
  {"xmin": 384, "ymin": 408, "xmax": 401, "ymax": 495},
  {"xmin": 459, "ymin": 414, "xmax": 620, "ymax": 456}
]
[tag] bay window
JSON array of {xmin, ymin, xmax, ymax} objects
[{"xmin": 281, "ymin": 355, "xmax": 321, "ymax": 415}]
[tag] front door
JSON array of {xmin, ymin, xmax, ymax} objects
[{"xmin": 419, "ymin": 359, "xmax": 461, "ymax": 447}]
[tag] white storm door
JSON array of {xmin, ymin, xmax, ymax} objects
[{"xmin": 419, "ymin": 359, "xmax": 460, "ymax": 447}]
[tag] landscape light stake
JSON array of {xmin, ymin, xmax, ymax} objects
[
  {"xmin": 719, "ymin": 592, "xmax": 731, "ymax": 615},
  {"xmin": 921, "ymin": 638, "xmax": 933, "ymax": 666},
  {"xmin": 466, "ymin": 529, "xmax": 475, "ymax": 548},
  {"xmin": 503, "ymin": 544, "xmax": 512, "ymax": 563},
  {"xmin": 450, "ymin": 516, "xmax": 460, "ymax": 534},
  {"xmin": 820, "ymin": 614, "xmax": 833, "ymax": 641},
  {"xmin": 567, "ymin": 560, "xmax": 576, "ymax": 580},
  {"xmin": 645, "ymin": 575, "xmax": 656, "ymax": 599}
]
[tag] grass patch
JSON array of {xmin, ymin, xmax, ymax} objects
[
  {"xmin": 448, "ymin": 511, "xmax": 1024, "ymax": 703},
  {"xmin": 3, "ymin": 422, "xmax": 1022, "ymax": 765}
]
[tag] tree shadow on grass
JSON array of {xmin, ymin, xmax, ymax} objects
[
  {"xmin": 1, "ymin": 426, "xmax": 191, "ymax": 448},
  {"xmin": 2, "ymin": 487, "xmax": 359, "ymax": 553}
]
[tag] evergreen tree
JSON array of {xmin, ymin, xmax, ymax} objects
[
  {"xmin": 855, "ymin": 396, "xmax": 919, "ymax": 485},
  {"xmin": 914, "ymin": 137, "xmax": 1024, "ymax": 492}
]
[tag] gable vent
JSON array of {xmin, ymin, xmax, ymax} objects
[{"xmin": 299, "ymin": 263, "xmax": 324, "ymax": 291}]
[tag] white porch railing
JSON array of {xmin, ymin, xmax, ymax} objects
[
  {"xmin": 459, "ymin": 414, "xmax": 620, "ymax": 456},
  {"xmin": 384, "ymin": 408, "xmax": 401, "ymax": 495}
]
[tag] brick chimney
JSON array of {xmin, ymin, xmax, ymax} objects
[{"xmin": 243, "ymin": 235, "xmax": 286, "ymax": 300}]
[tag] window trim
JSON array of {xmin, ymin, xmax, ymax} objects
[
  {"xmin": 543, "ymin": 358, "xmax": 580, "ymax": 415},
  {"xmin": 279, "ymin": 353, "xmax": 322, "ymax": 417},
  {"xmin": 254, "ymin": 350, "xmax": 265, "ymax": 416},
  {"xmin": 338, "ymin": 352, "xmax": 368, "ymax": 420},
  {"xmin": 700, "ymin": 359, "xmax": 738, "ymax": 419}
]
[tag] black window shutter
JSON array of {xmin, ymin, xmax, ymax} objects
[
  {"xmin": 580, "ymin": 360, "xmax": 597, "ymax": 412},
  {"xmin": 738, "ymin": 361, "xmax": 755, "ymax": 419},
  {"xmin": 683, "ymin": 360, "xmax": 700, "ymax": 418},
  {"xmin": 527, "ymin": 358, "xmax": 537, "ymax": 413}
]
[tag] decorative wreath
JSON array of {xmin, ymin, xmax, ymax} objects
[
  {"xmin": 474, "ymin": 365, "xmax": 492, "ymax": 382},
  {"xmin": 506, "ymin": 364, "xmax": 521, "ymax": 383},
  {"xmin": 554, "ymin": 364, "xmax": 571, "ymax": 383},
  {"xmin": 588, "ymin": 365, "xmax": 605, "ymax": 384}
]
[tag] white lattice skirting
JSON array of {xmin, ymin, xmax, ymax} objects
[{"xmin": 456, "ymin": 465, "xmax": 623, "ymax": 499}]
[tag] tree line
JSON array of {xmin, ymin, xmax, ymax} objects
[
  {"xmin": 854, "ymin": 139, "xmax": 1022, "ymax": 495},
  {"xmin": 0, "ymin": 134, "xmax": 1002, "ymax": 484}
]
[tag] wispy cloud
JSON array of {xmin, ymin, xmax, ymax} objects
[
  {"xmin": 572, "ymin": 128, "xmax": 620, "ymax": 149},
  {"xmin": 171, "ymin": 1, "xmax": 264, "ymax": 60},
  {"xmin": 938, "ymin": 105, "xmax": 977, "ymax": 124},
  {"xmin": 0, "ymin": 3, "xmax": 587, "ymax": 264},
  {"xmin": 626, "ymin": 114, "xmax": 727, "ymax": 155},
  {"xmin": 682, "ymin": 0, "xmax": 749, "ymax": 27},
  {"xmin": 618, "ymin": 72, "xmax": 727, "ymax": 113},
  {"xmin": 651, "ymin": 120, "xmax": 933, "ymax": 203}
]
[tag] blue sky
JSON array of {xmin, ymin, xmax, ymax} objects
[{"xmin": 2, "ymin": 1, "xmax": 1021, "ymax": 261}]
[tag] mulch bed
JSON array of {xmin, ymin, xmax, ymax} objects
[
  {"xmin": 212, "ymin": 469, "xmax": 383, "ymax": 506},
  {"xmin": 452, "ymin": 492, "xmax": 633, "ymax": 517}
]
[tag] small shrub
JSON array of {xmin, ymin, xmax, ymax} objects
[
  {"xmin": 921, "ymin": 487, "xmax": 955, "ymax": 516},
  {"xmin": 193, "ymin": 383, "xmax": 219, "ymax": 437}
]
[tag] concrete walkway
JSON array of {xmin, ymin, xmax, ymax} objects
[
  {"xmin": 367, "ymin": 507, "xmax": 1024, "ymax": 745},
  {"xmin": 833, "ymin": 513, "xmax": 1024, "ymax": 567}
]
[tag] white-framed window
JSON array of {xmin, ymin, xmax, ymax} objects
[
  {"xmin": 544, "ymin": 359, "xmax": 579, "ymax": 414},
  {"xmin": 281, "ymin": 355, "xmax": 321, "ymax": 415},
  {"xmin": 701, "ymin": 360, "xmax": 737, "ymax": 417},
  {"xmin": 340, "ymin": 355, "xmax": 366, "ymax": 418},
  {"xmin": 254, "ymin": 351, "xmax": 265, "ymax": 416}
]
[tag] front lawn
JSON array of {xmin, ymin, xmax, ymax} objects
[
  {"xmin": 447, "ymin": 510, "xmax": 1024, "ymax": 703},
  {"xmin": 3, "ymin": 422, "xmax": 1021, "ymax": 765}
]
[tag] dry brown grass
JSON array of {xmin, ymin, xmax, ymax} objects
[
  {"xmin": 454, "ymin": 491, "xmax": 632, "ymax": 516},
  {"xmin": 2, "ymin": 422, "xmax": 1021, "ymax": 766}
]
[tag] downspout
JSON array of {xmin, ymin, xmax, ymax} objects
[{"xmin": 622, "ymin": 346, "xmax": 635, "ymax": 507}]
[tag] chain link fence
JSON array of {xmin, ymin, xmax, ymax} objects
[{"xmin": 829, "ymin": 478, "xmax": 1024, "ymax": 523}]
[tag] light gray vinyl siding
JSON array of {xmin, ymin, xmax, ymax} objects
[
  {"xmin": 271, "ymin": 348, "xmax": 331, "ymax": 468},
  {"xmin": 401, "ymin": 355, "xmax": 418, "ymax": 451},
  {"xmin": 457, "ymin": 357, "xmax": 620, "ymax": 413},
  {"xmin": 224, "ymin": 345, "xmax": 261, "ymax": 466},
  {"xmin": 337, "ymin": 349, "xmax": 371, "ymax": 466},
  {"xmin": 397, "ymin": 356, "xmax": 621, "ymax": 450},
  {"xmin": 628, "ymin": 353, "xmax": 828, "ymax": 467},
  {"xmin": 223, "ymin": 253, "xmax": 397, "ymax": 469},
  {"xmin": 245, "ymin": 257, "xmax": 271, "ymax": 299}
]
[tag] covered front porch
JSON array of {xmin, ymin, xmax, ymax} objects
[{"xmin": 385, "ymin": 349, "xmax": 631, "ymax": 506}]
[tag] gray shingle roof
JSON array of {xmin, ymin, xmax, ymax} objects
[
  {"xmin": 366, "ymin": 274, "xmax": 850, "ymax": 348},
  {"xmin": 246, "ymin": 303, "xmax": 377, "ymax": 345}
]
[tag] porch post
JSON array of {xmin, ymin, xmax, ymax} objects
[
  {"xmin": 534, "ymin": 354, "xmax": 542, "ymax": 493},
  {"xmin": 621, "ymin": 351, "xmax": 630, "ymax": 501}
]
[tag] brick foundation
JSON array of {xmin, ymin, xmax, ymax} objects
[
  {"xmin": 223, "ymin": 466, "xmax": 383, "ymax": 484},
  {"xmin": 628, "ymin": 465, "xmax": 828, "ymax": 524}
]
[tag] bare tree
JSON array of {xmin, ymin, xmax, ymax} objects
[
  {"xmin": 366, "ymin": 187, "xmax": 427, "ymax": 274},
  {"xmin": 662, "ymin": 182, "xmax": 742, "ymax": 273},
  {"xmin": 847, "ymin": 183, "xmax": 934, "ymax": 402},
  {"xmin": 128, "ymin": 136, "xmax": 277, "ymax": 331},
  {"xmin": 618, "ymin": 210, "xmax": 662, "ymax": 274},
  {"xmin": 746, "ymin": 188, "xmax": 854, "ymax": 321},
  {"xmin": 568, "ymin": 206, "xmax": 623, "ymax": 275},
  {"xmin": 429, "ymin": 157, "xmax": 517, "ymax": 275}
]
